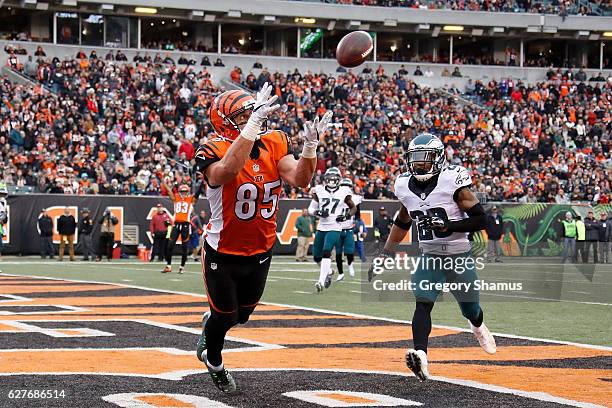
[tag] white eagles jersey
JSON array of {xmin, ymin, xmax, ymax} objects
[
  {"xmin": 312, "ymin": 185, "xmax": 352, "ymax": 232},
  {"xmin": 394, "ymin": 165, "xmax": 472, "ymax": 255},
  {"xmin": 339, "ymin": 194, "xmax": 362, "ymax": 230}
]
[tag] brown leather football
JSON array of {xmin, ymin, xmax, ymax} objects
[{"xmin": 336, "ymin": 31, "xmax": 373, "ymax": 68}]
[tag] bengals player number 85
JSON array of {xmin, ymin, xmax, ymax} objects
[{"xmin": 192, "ymin": 83, "xmax": 332, "ymax": 393}]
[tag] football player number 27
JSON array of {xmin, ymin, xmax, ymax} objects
[{"xmin": 235, "ymin": 180, "xmax": 281, "ymax": 220}]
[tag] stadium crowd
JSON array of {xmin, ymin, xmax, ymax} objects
[
  {"xmin": 0, "ymin": 50, "xmax": 610, "ymax": 203},
  {"xmin": 296, "ymin": 0, "xmax": 610, "ymax": 16}
]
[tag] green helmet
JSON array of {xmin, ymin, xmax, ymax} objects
[
  {"xmin": 407, "ymin": 133, "xmax": 445, "ymax": 182},
  {"xmin": 324, "ymin": 167, "xmax": 341, "ymax": 190},
  {"xmin": 339, "ymin": 177, "xmax": 353, "ymax": 188}
]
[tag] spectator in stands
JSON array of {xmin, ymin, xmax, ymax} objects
[
  {"xmin": 441, "ymin": 67, "xmax": 450, "ymax": 77},
  {"xmin": 24, "ymin": 56, "xmax": 37, "ymax": 77},
  {"xmin": 519, "ymin": 187, "xmax": 538, "ymax": 203},
  {"xmin": 253, "ymin": 60, "xmax": 263, "ymax": 69},
  {"xmin": 38, "ymin": 208, "xmax": 54, "ymax": 259},
  {"xmin": 57, "ymin": 207, "xmax": 76, "ymax": 262},
  {"xmin": 34, "ymin": 46, "xmax": 46, "ymax": 57},
  {"xmin": 98, "ymin": 208, "xmax": 118, "ymax": 262},
  {"xmin": 214, "ymin": 58, "xmax": 224, "ymax": 66},
  {"xmin": 413, "ymin": 65, "xmax": 423, "ymax": 76},
  {"xmin": 584, "ymin": 211, "xmax": 599, "ymax": 263},
  {"xmin": 78, "ymin": 208, "xmax": 94, "ymax": 261},
  {"xmin": 294, "ymin": 208, "xmax": 313, "ymax": 262},
  {"xmin": 201, "ymin": 55, "xmax": 211, "ymax": 66},
  {"xmin": 451, "ymin": 66, "xmax": 463, "ymax": 77},
  {"xmin": 230, "ymin": 66, "xmax": 242, "ymax": 83},
  {"xmin": 115, "ymin": 50, "xmax": 128, "ymax": 61},
  {"xmin": 486, "ymin": 206, "xmax": 504, "ymax": 262},
  {"xmin": 149, "ymin": 204, "xmax": 170, "ymax": 262},
  {"xmin": 575, "ymin": 68, "xmax": 587, "ymax": 81}
]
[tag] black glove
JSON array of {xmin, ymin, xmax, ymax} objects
[
  {"xmin": 367, "ymin": 249, "xmax": 395, "ymax": 282},
  {"xmin": 335, "ymin": 214, "xmax": 348, "ymax": 222},
  {"xmin": 316, "ymin": 208, "xmax": 329, "ymax": 218},
  {"xmin": 417, "ymin": 215, "xmax": 447, "ymax": 231}
]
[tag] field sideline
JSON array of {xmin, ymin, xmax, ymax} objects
[
  {"xmin": 0, "ymin": 259, "xmax": 610, "ymax": 407},
  {"xmin": 0, "ymin": 256, "xmax": 610, "ymax": 347}
]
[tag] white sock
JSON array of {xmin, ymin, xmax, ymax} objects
[
  {"xmin": 206, "ymin": 360, "xmax": 224, "ymax": 372},
  {"xmin": 349, "ymin": 264, "xmax": 355, "ymax": 277},
  {"xmin": 319, "ymin": 258, "xmax": 332, "ymax": 284}
]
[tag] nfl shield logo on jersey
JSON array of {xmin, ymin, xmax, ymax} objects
[
  {"xmin": 210, "ymin": 263, "xmax": 217, "ymax": 270},
  {"xmin": 252, "ymin": 164, "xmax": 260, "ymax": 172}
]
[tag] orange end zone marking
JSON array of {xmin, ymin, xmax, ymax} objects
[
  {"xmin": 319, "ymin": 392, "xmax": 377, "ymax": 404},
  {"xmin": 229, "ymin": 325, "xmax": 456, "ymax": 345},
  {"xmin": 136, "ymin": 395, "xmax": 193, "ymax": 407}
]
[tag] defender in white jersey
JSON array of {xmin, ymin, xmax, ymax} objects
[
  {"xmin": 371, "ymin": 133, "xmax": 496, "ymax": 382},
  {"xmin": 308, "ymin": 168, "xmax": 356, "ymax": 292},
  {"xmin": 334, "ymin": 178, "xmax": 362, "ymax": 281}
]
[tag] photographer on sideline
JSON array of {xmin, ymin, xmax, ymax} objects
[{"xmin": 98, "ymin": 208, "xmax": 118, "ymax": 261}]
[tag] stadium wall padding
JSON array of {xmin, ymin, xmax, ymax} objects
[{"xmin": 1, "ymin": 195, "xmax": 609, "ymax": 257}]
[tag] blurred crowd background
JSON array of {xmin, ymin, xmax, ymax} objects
[{"xmin": 1, "ymin": 45, "xmax": 610, "ymax": 204}]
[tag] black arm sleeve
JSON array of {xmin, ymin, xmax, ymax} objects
[
  {"xmin": 393, "ymin": 217, "xmax": 412, "ymax": 231},
  {"xmin": 446, "ymin": 203, "xmax": 486, "ymax": 233}
]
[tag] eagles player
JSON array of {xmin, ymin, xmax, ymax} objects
[
  {"xmin": 334, "ymin": 178, "xmax": 361, "ymax": 281},
  {"xmin": 373, "ymin": 133, "xmax": 496, "ymax": 382},
  {"xmin": 308, "ymin": 168, "xmax": 356, "ymax": 292}
]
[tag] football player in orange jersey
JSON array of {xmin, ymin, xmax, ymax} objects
[
  {"xmin": 194, "ymin": 83, "xmax": 332, "ymax": 393},
  {"xmin": 161, "ymin": 182, "xmax": 202, "ymax": 274}
]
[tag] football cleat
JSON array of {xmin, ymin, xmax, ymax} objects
[
  {"xmin": 196, "ymin": 311, "xmax": 211, "ymax": 363},
  {"xmin": 470, "ymin": 322, "xmax": 497, "ymax": 354},
  {"xmin": 324, "ymin": 273, "xmax": 332, "ymax": 289},
  {"xmin": 349, "ymin": 264, "xmax": 355, "ymax": 277},
  {"xmin": 161, "ymin": 265, "xmax": 171, "ymax": 273},
  {"xmin": 178, "ymin": 267, "xmax": 184, "ymax": 274},
  {"xmin": 336, "ymin": 273, "xmax": 345, "ymax": 282},
  {"xmin": 315, "ymin": 282, "xmax": 323, "ymax": 293},
  {"xmin": 406, "ymin": 349, "xmax": 429, "ymax": 382},
  {"xmin": 208, "ymin": 366, "xmax": 237, "ymax": 394}
]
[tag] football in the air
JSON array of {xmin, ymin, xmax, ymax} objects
[{"xmin": 335, "ymin": 31, "xmax": 373, "ymax": 68}]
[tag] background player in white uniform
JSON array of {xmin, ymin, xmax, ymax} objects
[
  {"xmin": 371, "ymin": 133, "xmax": 496, "ymax": 382},
  {"xmin": 308, "ymin": 168, "xmax": 356, "ymax": 292},
  {"xmin": 335, "ymin": 177, "xmax": 362, "ymax": 281}
]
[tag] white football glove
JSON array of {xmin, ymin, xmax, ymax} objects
[
  {"xmin": 302, "ymin": 110, "xmax": 333, "ymax": 158},
  {"xmin": 242, "ymin": 82, "xmax": 280, "ymax": 141}
]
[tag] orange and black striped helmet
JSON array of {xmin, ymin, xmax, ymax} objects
[{"xmin": 208, "ymin": 90, "xmax": 255, "ymax": 141}]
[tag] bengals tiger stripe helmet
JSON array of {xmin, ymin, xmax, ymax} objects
[{"xmin": 208, "ymin": 90, "xmax": 256, "ymax": 141}]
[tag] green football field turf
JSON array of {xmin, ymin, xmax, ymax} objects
[{"xmin": 0, "ymin": 256, "xmax": 610, "ymax": 347}]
